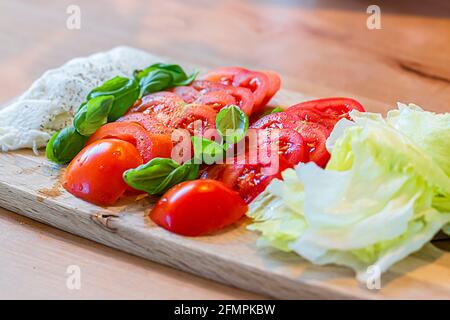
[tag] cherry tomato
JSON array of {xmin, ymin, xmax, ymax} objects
[
  {"xmin": 63, "ymin": 139, "xmax": 143, "ymax": 206},
  {"xmin": 117, "ymin": 113, "xmax": 173, "ymax": 135},
  {"xmin": 150, "ymin": 179, "xmax": 248, "ymax": 236},
  {"xmin": 287, "ymin": 97, "xmax": 365, "ymax": 120},
  {"xmin": 87, "ymin": 122, "xmax": 173, "ymax": 163}
]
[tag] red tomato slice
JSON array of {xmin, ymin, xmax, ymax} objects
[
  {"xmin": 129, "ymin": 92, "xmax": 184, "ymax": 114},
  {"xmin": 232, "ymin": 71, "xmax": 270, "ymax": 111},
  {"xmin": 116, "ymin": 113, "xmax": 173, "ymax": 135},
  {"xmin": 220, "ymin": 155, "xmax": 292, "ymax": 203},
  {"xmin": 170, "ymin": 104, "xmax": 217, "ymax": 135},
  {"xmin": 200, "ymin": 67, "xmax": 248, "ymax": 86},
  {"xmin": 192, "ymin": 80, "xmax": 254, "ymax": 115},
  {"xmin": 87, "ymin": 122, "xmax": 173, "ymax": 163},
  {"xmin": 150, "ymin": 179, "xmax": 248, "ymax": 236},
  {"xmin": 287, "ymin": 97, "xmax": 365, "ymax": 120},
  {"xmin": 170, "ymin": 86, "xmax": 199, "ymax": 103},
  {"xmin": 63, "ymin": 139, "xmax": 143, "ymax": 206},
  {"xmin": 260, "ymin": 70, "xmax": 281, "ymax": 106},
  {"xmin": 252, "ymin": 128, "xmax": 308, "ymax": 166},
  {"xmin": 251, "ymin": 111, "xmax": 331, "ymax": 167},
  {"xmin": 194, "ymin": 91, "xmax": 236, "ymax": 112}
]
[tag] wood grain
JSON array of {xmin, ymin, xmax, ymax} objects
[
  {"xmin": 0, "ymin": 0, "xmax": 449, "ymax": 299},
  {"xmin": 0, "ymin": 84, "xmax": 449, "ymax": 299}
]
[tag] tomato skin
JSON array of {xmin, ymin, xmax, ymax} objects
[
  {"xmin": 63, "ymin": 139, "xmax": 143, "ymax": 206},
  {"xmin": 287, "ymin": 97, "xmax": 365, "ymax": 120},
  {"xmin": 260, "ymin": 70, "xmax": 281, "ymax": 106},
  {"xmin": 87, "ymin": 122, "xmax": 173, "ymax": 163},
  {"xmin": 150, "ymin": 180, "xmax": 248, "ymax": 236}
]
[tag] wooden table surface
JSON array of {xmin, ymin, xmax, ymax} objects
[{"xmin": 0, "ymin": 0, "xmax": 449, "ymax": 299}]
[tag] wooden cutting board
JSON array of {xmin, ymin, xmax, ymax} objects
[{"xmin": 0, "ymin": 81, "xmax": 449, "ymax": 300}]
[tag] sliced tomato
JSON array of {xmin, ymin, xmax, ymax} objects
[
  {"xmin": 220, "ymin": 155, "xmax": 292, "ymax": 203},
  {"xmin": 287, "ymin": 97, "xmax": 365, "ymax": 120},
  {"xmin": 87, "ymin": 122, "xmax": 173, "ymax": 163},
  {"xmin": 253, "ymin": 128, "xmax": 308, "ymax": 166},
  {"xmin": 116, "ymin": 113, "xmax": 173, "ymax": 135},
  {"xmin": 251, "ymin": 111, "xmax": 331, "ymax": 167},
  {"xmin": 63, "ymin": 139, "xmax": 143, "ymax": 206},
  {"xmin": 232, "ymin": 71, "xmax": 270, "ymax": 111},
  {"xmin": 150, "ymin": 179, "xmax": 248, "ymax": 236},
  {"xmin": 192, "ymin": 80, "xmax": 254, "ymax": 115},
  {"xmin": 170, "ymin": 86, "xmax": 199, "ymax": 103},
  {"xmin": 260, "ymin": 70, "xmax": 281, "ymax": 106},
  {"xmin": 129, "ymin": 92, "xmax": 185, "ymax": 116},
  {"xmin": 170, "ymin": 104, "xmax": 217, "ymax": 135},
  {"xmin": 200, "ymin": 67, "xmax": 248, "ymax": 86},
  {"xmin": 194, "ymin": 91, "xmax": 236, "ymax": 112}
]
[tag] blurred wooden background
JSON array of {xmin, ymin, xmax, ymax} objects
[{"xmin": 0, "ymin": 0, "xmax": 449, "ymax": 299}]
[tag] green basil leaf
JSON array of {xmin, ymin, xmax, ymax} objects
[
  {"xmin": 123, "ymin": 158, "xmax": 199, "ymax": 195},
  {"xmin": 87, "ymin": 77, "xmax": 139, "ymax": 121},
  {"xmin": 191, "ymin": 136, "xmax": 225, "ymax": 165},
  {"xmin": 262, "ymin": 106, "xmax": 283, "ymax": 117},
  {"xmin": 137, "ymin": 69, "xmax": 172, "ymax": 98},
  {"xmin": 135, "ymin": 63, "xmax": 197, "ymax": 97},
  {"xmin": 74, "ymin": 95, "xmax": 114, "ymax": 136},
  {"xmin": 45, "ymin": 126, "xmax": 88, "ymax": 164},
  {"xmin": 215, "ymin": 105, "xmax": 249, "ymax": 144}
]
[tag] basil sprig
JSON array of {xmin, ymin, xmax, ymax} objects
[
  {"xmin": 215, "ymin": 105, "xmax": 249, "ymax": 144},
  {"xmin": 87, "ymin": 76, "xmax": 140, "ymax": 121},
  {"xmin": 135, "ymin": 63, "xmax": 197, "ymax": 97},
  {"xmin": 73, "ymin": 95, "xmax": 114, "ymax": 136},
  {"xmin": 192, "ymin": 136, "xmax": 225, "ymax": 164},
  {"xmin": 123, "ymin": 158, "xmax": 199, "ymax": 195},
  {"xmin": 45, "ymin": 127, "xmax": 89, "ymax": 164}
]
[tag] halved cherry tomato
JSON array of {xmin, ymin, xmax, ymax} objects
[
  {"xmin": 150, "ymin": 179, "xmax": 248, "ymax": 236},
  {"xmin": 63, "ymin": 139, "xmax": 143, "ymax": 206},
  {"xmin": 251, "ymin": 110, "xmax": 331, "ymax": 167},
  {"xmin": 87, "ymin": 122, "xmax": 173, "ymax": 163},
  {"xmin": 287, "ymin": 97, "xmax": 365, "ymax": 120}
]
